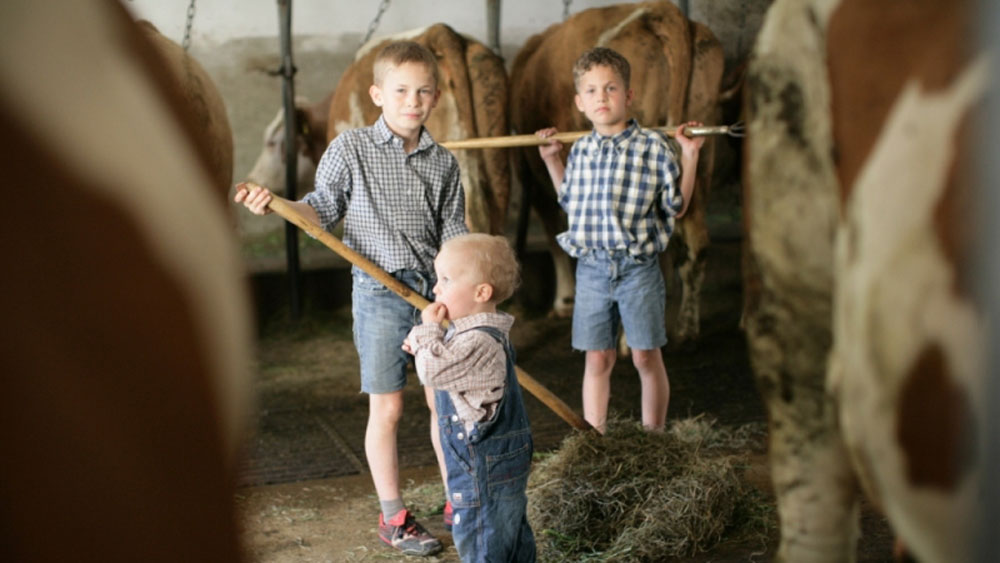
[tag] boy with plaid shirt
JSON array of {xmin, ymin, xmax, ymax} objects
[
  {"xmin": 236, "ymin": 41, "xmax": 466, "ymax": 557},
  {"xmin": 535, "ymin": 46, "xmax": 704, "ymax": 433}
]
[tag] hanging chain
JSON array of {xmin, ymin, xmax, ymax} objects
[
  {"xmin": 562, "ymin": 0, "xmax": 573, "ymax": 21},
  {"xmin": 361, "ymin": 0, "xmax": 392, "ymax": 47},
  {"xmin": 181, "ymin": 0, "xmax": 197, "ymax": 51}
]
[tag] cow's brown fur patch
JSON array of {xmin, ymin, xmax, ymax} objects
[
  {"xmin": 896, "ymin": 344, "xmax": 976, "ymax": 491},
  {"xmin": 827, "ymin": 0, "xmax": 974, "ymax": 202}
]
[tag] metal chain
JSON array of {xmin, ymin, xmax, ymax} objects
[
  {"xmin": 181, "ymin": 0, "xmax": 197, "ymax": 51},
  {"xmin": 562, "ymin": 0, "xmax": 572, "ymax": 21},
  {"xmin": 361, "ymin": 0, "xmax": 392, "ymax": 47}
]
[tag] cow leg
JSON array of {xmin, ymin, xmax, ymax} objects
[
  {"xmin": 541, "ymin": 212, "xmax": 575, "ymax": 318},
  {"xmin": 671, "ymin": 208, "xmax": 709, "ymax": 347},
  {"xmin": 744, "ymin": 284, "xmax": 859, "ymax": 562},
  {"xmin": 744, "ymin": 1, "xmax": 858, "ymax": 558},
  {"xmin": 520, "ymin": 157, "xmax": 575, "ymax": 317}
]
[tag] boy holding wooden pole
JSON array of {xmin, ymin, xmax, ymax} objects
[
  {"xmin": 235, "ymin": 40, "xmax": 465, "ymax": 557},
  {"xmin": 535, "ymin": 46, "xmax": 705, "ymax": 433}
]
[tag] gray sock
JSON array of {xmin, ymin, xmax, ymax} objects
[{"xmin": 381, "ymin": 498, "xmax": 405, "ymax": 520}]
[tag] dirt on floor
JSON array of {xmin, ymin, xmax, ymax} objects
[{"xmin": 234, "ymin": 238, "xmax": 898, "ymax": 562}]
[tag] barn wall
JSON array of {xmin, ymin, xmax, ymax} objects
[
  {"xmin": 125, "ymin": 0, "xmax": 766, "ymax": 64},
  {"xmin": 124, "ymin": 0, "xmax": 768, "ymax": 301}
]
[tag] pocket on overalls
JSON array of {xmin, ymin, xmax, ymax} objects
[
  {"xmin": 442, "ymin": 419, "xmax": 481, "ymax": 509},
  {"xmin": 445, "ymin": 443, "xmax": 480, "ymax": 509},
  {"xmin": 485, "ymin": 432, "xmax": 532, "ymax": 499}
]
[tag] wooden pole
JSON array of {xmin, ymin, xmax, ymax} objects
[
  {"xmin": 439, "ymin": 123, "xmax": 740, "ymax": 150},
  {"xmin": 242, "ymin": 182, "xmax": 592, "ymax": 431}
]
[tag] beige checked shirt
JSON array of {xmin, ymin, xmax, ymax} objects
[{"xmin": 406, "ymin": 312, "xmax": 514, "ymax": 431}]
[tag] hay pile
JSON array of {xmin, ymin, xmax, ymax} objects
[{"xmin": 527, "ymin": 416, "xmax": 766, "ymax": 562}]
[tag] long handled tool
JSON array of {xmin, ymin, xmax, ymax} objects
[
  {"xmin": 241, "ymin": 182, "xmax": 592, "ymax": 431},
  {"xmin": 439, "ymin": 122, "xmax": 744, "ymax": 151}
]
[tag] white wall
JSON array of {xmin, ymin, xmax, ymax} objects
[
  {"xmin": 124, "ymin": 0, "xmax": 633, "ymax": 53},
  {"xmin": 120, "ymin": 0, "xmax": 767, "ymax": 260}
]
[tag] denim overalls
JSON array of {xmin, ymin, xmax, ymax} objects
[{"xmin": 436, "ymin": 326, "xmax": 536, "ymax": 562}]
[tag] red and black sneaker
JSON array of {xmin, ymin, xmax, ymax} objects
[
  {"xmin": 378, "ymin": 509, "xmax": 442, "ymax": 556},
  {"xmin": 443, "ymin": 500, "xmax": 454, "ymax": 532}
]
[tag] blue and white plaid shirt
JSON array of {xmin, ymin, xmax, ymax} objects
[
  {"xmin": 557, "ymin": 119, "xmax": 683, "ymax": 258},
  {"xmin": 303, "ymin": 115, "xmax": 468, "ymax": 274}
]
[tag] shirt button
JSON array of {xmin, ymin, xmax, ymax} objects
[
  {"xmin": 457, "ymin": 433, "xmax": 464, "ymax": 440},
  {"xmin": 451, "ymin": 415, "xmax": 459, "ymax": 422}
]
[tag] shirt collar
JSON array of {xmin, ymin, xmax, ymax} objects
[
  {"xmin": 450, "ymin": 311, "xmax": 515, "ymax": 334},
  {"xmin": 373, "ymin": 115, "xmax": 436, "ymax": 153},
  {"xmin": 584, "ymin": 118, "xmax": 640, "ymax": 154}
]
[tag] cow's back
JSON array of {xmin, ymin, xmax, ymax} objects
[
  {"xmin": 0, "ymin": 1, "xmax": 251, "ymax": 561},
  {"xmin": 510, "ymin": 1, "xmax": 720, "ymax": 139},
  {"xmin": 137, "ymin": 20, "xmax": 235, "ymax": 199}
]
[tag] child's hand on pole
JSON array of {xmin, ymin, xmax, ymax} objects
[
  {"xmin": 422, "ymin": 302, "xmax": 448, "ymax": 325},
  {"xmin": 234, "ymin": 182, "xmax": 274, "ymax": 216},
  {"xmin": 536, "ymin": 127, "xmax": 563, "ymax": 161},
  {"xmin": 675, "ymin": 121, "xmax": 706, "ymax": 158}
]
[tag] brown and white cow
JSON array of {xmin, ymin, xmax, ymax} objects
[
  {"xmin": 0, "ymin": 1, "xmax": 252, "ymax": 561},
  {"xmin": 245, "ymin": 93, "xmax": 331, "ymax": 201},
  {"xmin": 743, "ymin": 1, "xmax": 989, "ymax": 561},
  {"xmin": 508, "ymin": 0, "xmax": 724, "ymax": 341},
  {"xmin": 247, "ymin": 24, "xmax": 510, "ymax": 235}
]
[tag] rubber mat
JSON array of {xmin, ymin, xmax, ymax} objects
[{"xmin": 237, "ymin": 405, "xmax": 574, "ymax": 487}]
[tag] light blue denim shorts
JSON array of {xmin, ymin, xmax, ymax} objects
[
  {"xmin": 572, "ymin": 249, "xmax": 667, "ymax": 351},
  {"xmin": 351, "ymin": 267, "xmax": 434, "ymax": 394}
]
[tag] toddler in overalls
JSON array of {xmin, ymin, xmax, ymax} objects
[{"xmin": 403, "ymin": 233, "xmax": 536, "ymax": 562}]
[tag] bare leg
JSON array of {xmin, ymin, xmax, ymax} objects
[
  {"xmin": 424, "ymin": 385, "xmax": 448, "ymax": 495},
  {"xmin": 582, "ymin": 349, "xmax": 616, "ymax": 432},
  {"xmin": 632, "ymin": 348, "xmax": 670, "ymax": 429},
  {"xmin": 365, "ymin": 391, "xmax": 404, "ymax": 502}
]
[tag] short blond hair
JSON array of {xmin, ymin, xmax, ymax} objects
[
  {"xmin": 372, "ymin": 40, "xmax": 440, "ymax": 88},
  {"xmin": 441, "ymin": 233, "xmax": 521, "ymax": 303}
]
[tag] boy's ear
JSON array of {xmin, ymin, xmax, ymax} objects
[
  {"xmin": 474, "ymin": 283, "xmax": 494, "ymax": 303},
  {"xmin": 574, "ymin": 93, "xmax": 584, "ymax": 113},
  {"xmin": 626, "ymin": 88, "xmax": 634, "ymax": 107},
  {"xmin": 369, "ymin": 84, "xmax": 383, "ymax": 107}
]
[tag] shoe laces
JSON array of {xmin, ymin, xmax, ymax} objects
[{"xmin": 400, "ymin": 515, "xmax": 423, "ymax": 538}]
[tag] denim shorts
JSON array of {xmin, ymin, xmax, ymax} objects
[
  {"xmin": 572, "ymin": 250, "xmax": 667, "ymax": 351},
  {"xmin": 351, "ymin": 267, "xmax": 434, "ymax": 394}
]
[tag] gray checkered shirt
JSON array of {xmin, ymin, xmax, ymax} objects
[
  {"xmin": 303, "ymin": 115, "xmax": 468, "ymax": 274},
  {"xmin": 556, "ymin": 119, "xmax": 682, "ymax": 258},
  {"xmin": 407, "ymin": 312, "xmax": 514, "ymax": 431}
]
